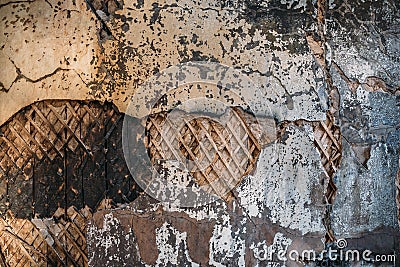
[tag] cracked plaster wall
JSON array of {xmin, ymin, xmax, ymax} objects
[
  {"xmin": 0, "ymin": 0, "xmax": 326, "ymax": 125},
  {"xmin": 0, "ymin": 0, "xmax": 399, "ymax": 266}
]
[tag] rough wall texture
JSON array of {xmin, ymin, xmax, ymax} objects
[{"xmin": 0, "ymin": 0, "xmax": 399, "ymax": 266}]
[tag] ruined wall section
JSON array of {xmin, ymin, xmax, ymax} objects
[
  {"xmin": 0, "ymin": 0, "xmax": 327, "ymax": 125},
  {"xmin": 327, "ymin": 0, "xmax": 400, "ymax": 238},
  {"xmin": 0, "ymin": 0, "xmax": 399, "ymax": 266}
]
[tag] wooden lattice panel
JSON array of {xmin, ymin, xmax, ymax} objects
[
  {"xmin": 314, "ymin": 112, "xmax": 341, "ymax": 202},
  {"xmin": 145, "ymin": 107, "xmax": 261, "ymax": 198},
  {"xmin": 0, "ymin": 210, "xmax": 58, "ymax": 266},
  {"xmin": 0, "ymin": 100, "xmax": 140, "ymax": 218},
  {"xmin": 0, "ymin": 206, "xmax": 92, "ymax": 267}
]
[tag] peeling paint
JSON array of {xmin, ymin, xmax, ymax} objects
[{"xmin": 0, "ymin": 0, "xmax": 399, "ymax": 266}]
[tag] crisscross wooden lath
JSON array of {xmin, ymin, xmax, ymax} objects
[
  {"xmin": 0, "ymin": 100, "xmax": 140, "ymax": 219},
  {"xmin": 0, "ymin": 99, "xmax": 144, "ymax": 266},
  {"xmin": 0, "ymin": 99, "xmax": 149, "ymax": 266},
  {"xmin": 0, "ymin": 210, "xmax": 57, "ymax": 266},
  {"xmin": 313, "ymin": 111, "xmax": 342, "ymax": 242},
  {"xmin": 313, "ymin": 112, "xmax": 341, "ymax": 203},
  {"xmin": 145, "ymin": 107, "xmax": 261, "ymax": 199},
  {"xmin": 0, "ymin": 206, "xmax": 93, "ymax": 267}
]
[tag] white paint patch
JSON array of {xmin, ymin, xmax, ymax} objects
[
  {"xmin": 150, "ymin": 222, "xmax": 199, "ymax": 267},
  {"xmin": 87, "ymin": 213, "xmax": 140, "ymax": 266},
  {"xmin": 163, "ymin": 201, "xmax": 225, "ymax": 221},
  {"xmin": 237, "ymin": 126, "xmax": 326, "ymax": 234},
  {"xmin": 280, "ymin": 0, "xmax": 308, "ymax": 11},
  {"xmin": 90, "ymin": 213, "xmax": 122, "ymax": 255},
  {"xmin": 208, "ymin": 214, "xmax": 246, "ymax": 266}
]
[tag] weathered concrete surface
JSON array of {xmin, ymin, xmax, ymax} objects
[
  {"xmin": 327, "ymin": 0, "xmax": 400, "ymax": 234},
  {"xmin": 0, "ymin": 0, "xmax": 399, "ymax": 266},
  {"xmin": 325, "ymin": 0, "xmax": 400, "ymax": 265},
  {"xmin": 327, "ymin": 0, "xmax": 400, "ymax": 90},
  {"xmin": 237, "ymin": 126, "xmax": 326, "ymax": 234}
]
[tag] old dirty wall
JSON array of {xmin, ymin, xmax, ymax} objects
[{"xmin": 0, "ymin": 0, "xmax": 399, "ymax": 266}]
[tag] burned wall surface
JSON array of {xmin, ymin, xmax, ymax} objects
[
  {"xmin": 0, "ymin": 100, "xmax": 143, "ymax": 218},
  {"xmin": 0, "ymin": 0, "xmax": 399, "ymax": 266}
]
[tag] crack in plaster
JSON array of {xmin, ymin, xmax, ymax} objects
[{"xmin": 332, "ymin": 61, "xmax": 399, "ymax": 95}]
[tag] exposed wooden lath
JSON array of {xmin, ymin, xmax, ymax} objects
[
  {"xmin": 0, "ymin": 100, "xmax": 140, "ymax": 219},
  {"xmin": 145, "ymin": 107, "xmax": 261, "ymax": 200},
  {"xmin": 313, "ymin": 111, "xmax": 342, "ymax": 242},
  {"xmin": 0, "ymin": 206, "xmax": 93, "ymax": 267}
]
